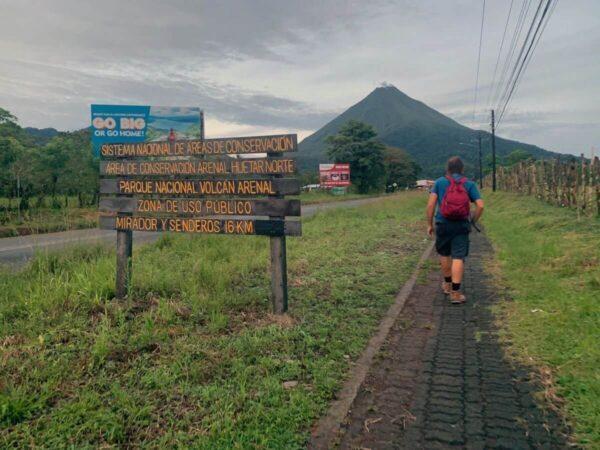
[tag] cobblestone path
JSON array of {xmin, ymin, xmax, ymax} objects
[{"xmin": 337, "ymin": 232, "xmax": 570, "ymax": 449}]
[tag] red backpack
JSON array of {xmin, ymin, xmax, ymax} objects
[{"xmin": 440, "ymin": 176, "xmax": 470, "ymax": 220}]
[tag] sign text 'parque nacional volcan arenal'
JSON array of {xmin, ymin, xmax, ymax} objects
[{"xmin": 98, "ymin": 126, "xmax": 301, "ymax": 314}]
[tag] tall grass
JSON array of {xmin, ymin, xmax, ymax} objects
[
  {"xmin": 484, "ymin": 191, "xmax": 600, "ymax": 446},
  {"xmin": 0, "ymin": 204, "xmax": 97, "ymax": 237},
  {"xmin": 0, "ymin": 192, "xmax": 428, "ymax": 448}
]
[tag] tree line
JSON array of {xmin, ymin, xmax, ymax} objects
[
  {"xmin": 0, "ymin": 108, "xmax": 421, "ymax": 216},
  {"xmin": 321, "ymin": 120, "xmax": 553, "ymax": 192},
  {"xmin": 0, "ymin": 108, "xmax": 98, "ymax": 212}
]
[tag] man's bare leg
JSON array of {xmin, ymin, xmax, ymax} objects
[
  {"xmin": 440, "ymin": 256, "xmax": 452, "ymax": 294},
  {"xmin": 450, "ymin": 258, "xmax": 466, "ymax": 304},
  {"xmin": 451, "ymin": 258, "xmax": 464, "ymax": 284},
  {"xmin": 440, "ymin": 256, "xmax": 452, "ymax": 278}
]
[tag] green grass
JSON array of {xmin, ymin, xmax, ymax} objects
[
  {"xmin": 0, "ymin": 192, "xmax": 428, "ymax": 448},
  {"xmin": 0, "ymin": 195, "xmax": 98, "ymax": 237},
  {"xmin": 0, "ymin": 206, "xmax": 97, "ymax": 237},
  {"xmin": 484, "ymin": 191, "xmax": 600, "ymax": 447},
  {"xmin": 293, "ymin": 190, "xmax": 374, "ymax": 204}
]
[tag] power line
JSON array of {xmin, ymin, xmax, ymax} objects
[
  {"xmin": 490, "ymin": 0, "xmax": 532, "ymax": 109},
  {"xmin": 490, "ymin": 0, "xmax": 528, "ymax": 109},
  {"xmin": 498, "ymin": 1, "xmax": 555, "ymax": 124},
  {"xmin": 498, "ymin": 0, "xmax": 558, "ymax": 125},
  {"xmin": 497, "ymin": 0, "xmax": 555, "ymax": 126},
  {"xmin": 472, "ymin": 0, "xmax": 487, "ymax": 124},
  {"xmin": 495, "ymin": 0, "xmax": 545, "ymax": 116},
  {"xmin": 495, "ymin": 0, "xmax": 545, "ymax": 111},
  {"xmin": 485, "ymin": 0, "xmax": 514, "ymax": 110}
]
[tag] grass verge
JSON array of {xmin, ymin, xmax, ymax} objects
[
  {"xmin": 293, "ymin": 191, "xmax": 374, "ymax": 205},
  {"xmin": 0, "ymin": 206, "xmax": 97, "ymax": 237},
  {"xmin": 0, "ymin": 192, "xmax": 428, "ymax": 448},
  {"xmin": 484, "ymin": 191, "xmax": 599, "ymax": 447}
]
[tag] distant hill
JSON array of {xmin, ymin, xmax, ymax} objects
[
  {"xmin": 298, "ymin": 85, "xmax": 560, "ymax": 178},
  {"xmin": 24, "ymin": 127, "xmax": 59, "ymax": 145}
]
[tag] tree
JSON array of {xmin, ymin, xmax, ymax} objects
[
  {"xmin": 0, "ymin": 115, "xmax": 99, "ymax": 212},
  {"xmin": 299, "ymin": 171, "xmax": 319, "ymax": 187},
  {"xmin": 326, "ymin": 120, "xmax": 386, "ymax": 193},
  {"xmin": 505, "ymin": 149, "xmax": 535, "ymax": 166},
  {"xmin": 0, "ymin": 107, "xmax": 17, "ymax": 125},
  {"xmin": 0, "ymin": 137, "xmax": 19, "ymax": 201},
  {"xmin": 384, "ymin": 146, "xmax": 420, "ymax": 190},
  {"xmin": 483, "ymin": 149, "xmax": 536, "ymax": 175},
  {"xmin": 58, "ymin": 138, "xmax": 98, "ymax": 206},
  {"xmin": 36, "ymin": 138, "xmax": 71, "ymax": 207},
  {"xmin": 7, "ymin": 143, "xmax": 39, "ymax": 214}
]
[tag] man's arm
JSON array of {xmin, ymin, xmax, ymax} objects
[
  {"xmin": 472, "ymin": 199, "xmax": 484, "ymax": 223},
  {"xmin": 467, "ymin": 182, "xmax": 484, "ymax": 224},
  {"xmin": 426, "ymin": 193, "xmax": 437, "ymax": 237}
]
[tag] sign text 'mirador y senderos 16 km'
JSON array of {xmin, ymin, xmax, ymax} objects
[{"xmin": 99, "ymin": 133, "xmax": 301, "ymax": 314}]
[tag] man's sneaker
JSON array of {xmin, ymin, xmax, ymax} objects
[
  {"xmin": 441, "ymin": 281, "xmax": 452, "ymax": 295},
  {"xmin": 450, "ymin": 290, "xmax": 466, "ymax": 304}
]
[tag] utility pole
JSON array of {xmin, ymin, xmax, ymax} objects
[
  {"xmin": 478, "ymin": 132, "xmax": 483, "ymax": 188},
  {"xmin": 491, "ymin": 109, "xmax": 496, "ymax": 192},
  {"xmin": 200, "ymin": 111, "xmax": 205, "ymax": 140}
]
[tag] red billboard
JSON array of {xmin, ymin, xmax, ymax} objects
[{"xmin": 319, "ymin": 163, "xmax": 351, "ymax": 187}]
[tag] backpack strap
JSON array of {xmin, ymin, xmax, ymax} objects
[{"xmin": 446, "ymin": 175, "xmax": 467, "ymax": 185}]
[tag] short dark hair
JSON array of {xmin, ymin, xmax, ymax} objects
[{"xmin": 446, "ymin": 156, "xmax": 464, "ymax": 174}]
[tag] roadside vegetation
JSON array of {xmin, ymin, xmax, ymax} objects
[
  {"xmin": 0, "ymin": 193, "xmax": 428, "ymax": 448},
  {"xmin": 1, "ymin": 107, "xmax": 406, "ymax": 237},
  {"xmin": 484, "ymin": 191, "xmax": 599, "ymax": 446},
  {"xmin": 293, "ymin": 190, "xmax": 372, "ymax": 205},
  {"xmin": 0, "ymin": 191, "xmax": 381, "ymax": 238},
  {"xmin": 326, "ymin": 120, "xmax": 420, "ymax": 193},
  {"xmin": 0, "ymin": 108, "xmax": 98, "ymax": 237},
  {"xmin": 0, "ymin": 197, "xmax": 97, "ymax": 237}
]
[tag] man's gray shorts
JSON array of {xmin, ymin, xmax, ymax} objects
[{"xmin": 435, "ymin": 221, "xmax": 471, "ymax": 259}]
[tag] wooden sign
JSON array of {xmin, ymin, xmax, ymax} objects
[
  {"xmin": 100, "ymin": 134, "xmax": 297, "ymax": 158},
  {"xmin": 99, "ymin": 216, "xmax": 301, "ymax": 236},
  {"xmin": 100, "ymin": 178, "xmax": 300, "ymax": 196},
  {"xmin": 100, "ymin": 157, "xmax": 297, "ymax": 176},
  {"xmin": 100, "ymin": 197, "xmax": 301, "ymax": 217},
  {"xmin": 100, "ymin": 132, "xmax": 300, "ymax": 315}
]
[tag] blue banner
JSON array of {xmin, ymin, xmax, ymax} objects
[{"xmin": 91, "ymin": 105, "xmax": 203, "ymax": 156}]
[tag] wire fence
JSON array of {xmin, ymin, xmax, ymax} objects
[{"xmin": 483, "ymin": 156, "xmax": 600, "ymax": 217}]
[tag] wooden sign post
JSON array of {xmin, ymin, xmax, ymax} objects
[{"xmin": 99, "ymin": 134, "xmax": 301, "ymax": 313}]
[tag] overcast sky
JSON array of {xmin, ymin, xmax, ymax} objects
[{"xmin": 0, "ymin": 0, "xmax": 598, "ymax": 156}]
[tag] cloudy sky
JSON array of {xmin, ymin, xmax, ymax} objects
[{"xmin": 0, "ymin": 0, "xmax": 598, "ymax": 156}]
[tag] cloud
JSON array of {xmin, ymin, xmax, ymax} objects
[
  {"xmin": 0, "ymin": 58, "xmax": 335, "ymax": 131},
  {"xmin": 0, "ymin": 0, "xmax": 598, "ymax": 156},
  {"xmin": 0, "ymin": 0, "xmax": 390, "ymax": 64},
  {"xmin": 0, "ymin": 0, "xmax": 385, "ymax": 132}
]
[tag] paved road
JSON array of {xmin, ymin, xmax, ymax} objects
[
  {"xmin": 0, "ymin": 197, "xmax": 384, "ymax": 268},
  {"xmin": 337, "ymin": 232, "xmax": 570, "ymax": 449}
]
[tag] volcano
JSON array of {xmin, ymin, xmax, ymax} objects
[{"xmin": 298, "ymin": 85, "xmax": 558, "ymax": 178}]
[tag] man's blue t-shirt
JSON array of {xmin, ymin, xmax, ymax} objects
[{"xmin": 431, "ymin": 173, "xmax": 481, "ymax": 223}]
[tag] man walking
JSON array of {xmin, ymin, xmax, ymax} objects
[{"xmin": 426, "ymin": 156, "xmax": 484, "ymax": 304}]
